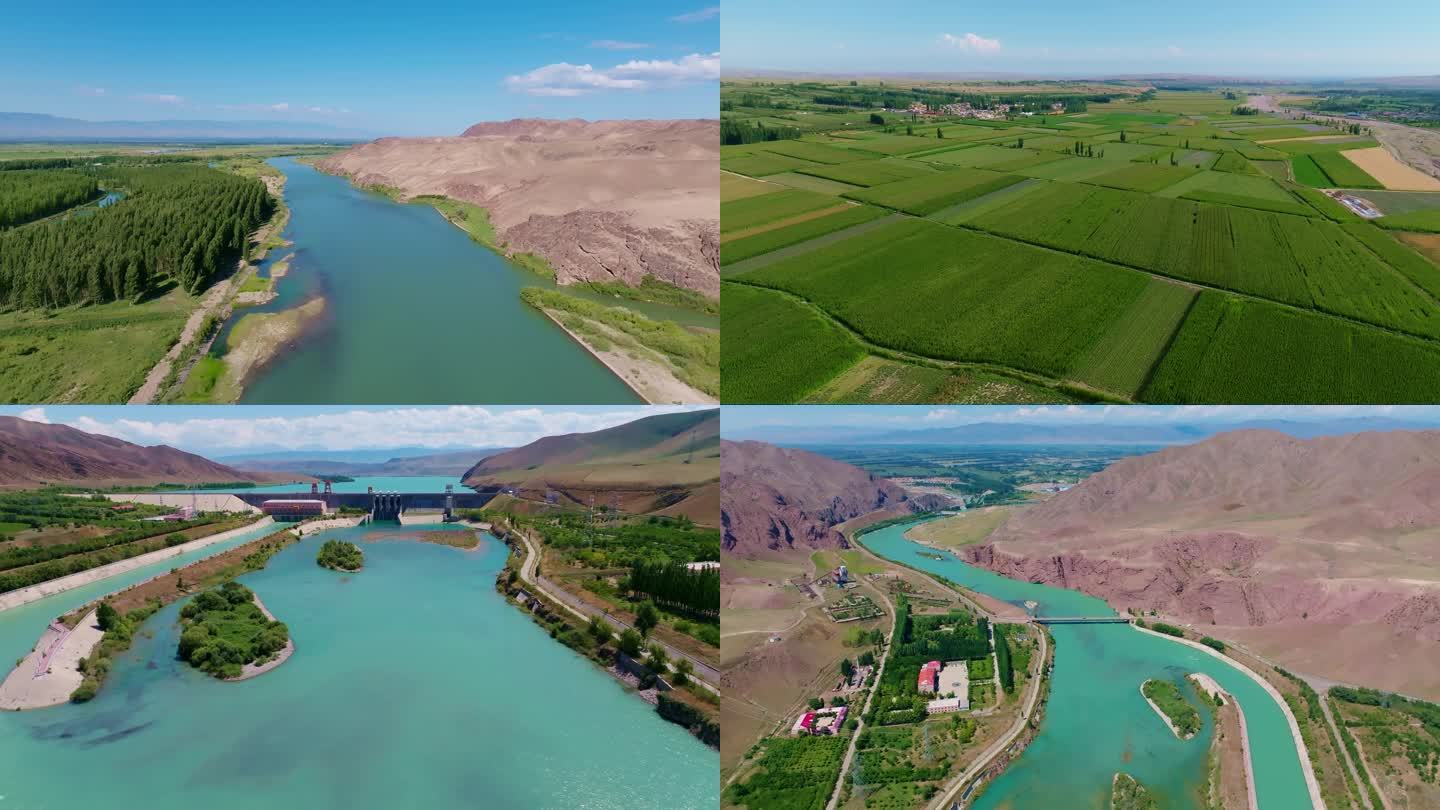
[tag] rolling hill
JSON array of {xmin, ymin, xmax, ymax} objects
[
  {"xmin": 0, "ymin": 416, "xmax": 294, "ymax": 488},
  {"xmin": 463, "ymin": 409, "xmax": 719, "ymax": 524}
]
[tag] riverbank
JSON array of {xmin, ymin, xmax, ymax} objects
[
  {"xmin": 1134, "ymin": 623, "xmax": 1324, "ymax": 809},
  {"xmin": 0, "ymin": 609, "xmax": 104, "ymax": 710},
  {"xmin": 494, "ymin": 530, "xmax": 720, "ymax": 747},
  {"xmin": 0, "ymin": 517, "xmax": 274, "ymax": 612},
  {"xmin": 523, "ymin": 288, "xmax": 718, "ymax": 404},
  {"xmin": 191, "ymin": 296, "xmax": 326, "ymax": 402},
  {"xmin": 1189, "ymin": 673, "xmax": 1259, "ymax": 810}
]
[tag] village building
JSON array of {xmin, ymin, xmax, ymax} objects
[
  {"xmin": 918, "ymin": 660, "xmax": 941, "ymax": 694},
  {"xmin": 791, "ymin": 706, "xmax": 848, "ymax": 736}
]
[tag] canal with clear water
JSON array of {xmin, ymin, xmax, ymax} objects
[
  {"xmin": 858, "ymin": 520, "xmax": 1314, "ymax": 810},
  {"xmin": 0, "ymin": 522, "xmax": 717, "ymax": 808},
  {"xmin": 220, "ymin": 157, "xmax": 716, "ymax": 404}
]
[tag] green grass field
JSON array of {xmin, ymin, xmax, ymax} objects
[
  {"xmin": 795, "ymin": 158, "xmax": 936, "ymax": 187},
  {"xmin": 1312, "ymin": 152, "xmax": 1383, "ymax": 189},
  {"xmin": 1291, "ymin": 155, "xmax": 1334, "ymax": 187},
  {"xmin": 1069, "ymin": 280, "xmax": 1196, "ymax": 397},
  {"xmin": 721, "ymin": 152, "xmax": 819, "ymax": 177},
  {"xmin": 1377, "ymin": 209, "xmax": 1440, "ymax": 233}
]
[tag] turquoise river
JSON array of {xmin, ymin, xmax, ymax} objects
[
  {"xmin": 859, "ymin": 520, "xmax": 1315, "ymax": 810},
  {"xmin": 0, "ymin": 522, "xmax": 717, "ymax": 808},
  {"xmin": 220, "ymin": 158, "xmax": 717, "ymax": 404}
]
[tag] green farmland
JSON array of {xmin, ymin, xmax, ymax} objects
[{"xmin": 720, "ymin": 81, "xmax": 1440, "ymax": 403}]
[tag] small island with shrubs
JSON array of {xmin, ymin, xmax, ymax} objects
[
  {"xmin": 1142, "ymin": 678, "xmax": 1202, "ymax": 739},
  {"xmin": 177, "ymin": 581, "xmax": 291, "ymax": 680},
  {"xmin": 316, "ymin": 539, "xmax": 364, "ymax": 571}
]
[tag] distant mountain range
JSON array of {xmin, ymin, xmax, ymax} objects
[
  {"xmin": 0, "ymin": 416, "xmax": 296, "ymax": 488},
  {"xmin": 732, "ymin": 417, "xmax": 1440, "ymax": 447},
  {"xmin": 0, "ymin": 112, "xmax": 372, "ymax": 141}
]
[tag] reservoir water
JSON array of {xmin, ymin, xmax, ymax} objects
[
  {"xmin": 223, "ymin": 158, "xmax": 716, "ymax": 404},
  {"xmin": 175, "ymin": 475, "xmax": 464, "ymax": 494},
  {"xmin": 859, "ymin": 521, "xmax": 1314, "ymax": 810},
  {"xmin": 0, "ymin": 522, "xmax": 716, "ymax": 808}
]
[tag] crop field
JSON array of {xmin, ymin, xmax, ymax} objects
[
  {"xmin": 1070, "ymin": 279, "xmax": 1196, "ymax": 397},
  {"xmin": 1085, "ymin": 163, "xmax": 1199, "ymax": 193},
  {"xmin": 796, "ymin": 158, "xmax": 937, "ymax": 187},
  {"xmin": 1313, "ymin": 152, "xmax": 1383, "ymax": 189},
  {"xmin": 721, "ymin": 204, "xmax": 889, "ymax": 266},
  {"xmin": 753, "ymin": 139, "xmax": 862, "ymax": 164},
  {"xmin": 738, "ymin": 218, "xmax": 1153, "ymax": 379},
  {"xmin": 844, "ymin": 168, "xmax": 1026, "ymax": 216},
  {"xmin": 722, "ymin": 172, "xmax": 777, "ymax": 201},
  {"xmin": 719, "ymin": 82, "xmax": 1440, "ymax": 403},
  {"xmin": 721, "ymin": 282, "xmax": 864, "ymax": 403},
  {"xmin": 1142, "ymin": 292, "xmax": 1440, "ymax": 403},
  {"xmin": 721, "ymin": 152, "xmax": 819, "ymax": 177},
  {"xmin": 1378, "ymin": 209, "xmax": 1440, "ymax": 233},
  {"xmin": 722, "ymin": 188, "xmax": 842, "ymax": 234}
]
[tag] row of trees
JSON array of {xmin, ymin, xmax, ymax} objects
[
  {"xmin": 628, "ymin": 560, "xmax": 718, "ymax": 618},
  {"xmin": 0, "ymin": 164, "xmax": 273, "ymax": 308},
  {"xmin": 0, "ymin": 170, "xmax": 99, "ymax": 228},
  {"xmin": 721, "ymin": 118, "xmax": 802, "ymax": 145},
  {"xmin": 994, "ymin": 625, "xmax": 1014, "ymax": 693}
]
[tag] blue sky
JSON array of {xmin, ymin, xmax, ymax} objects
[
  {"xmin": 0, "ymin": 405, "xmax": 703, "ymax": 455},
  {"xmin": 721, "ymin": 405, "xmax": 1440, "ymax": 439},
  {"xmin": 722, "ymin": 0, "xmax": 1440, "ymax": 77},
  {"xmin": 0, "ymin": 1, "xmax": 719, "ymax": 136}
]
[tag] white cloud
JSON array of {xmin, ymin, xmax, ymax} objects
[
  {"xmin": 670, "ymin": 5, "xmax": 719, "ymax": 23},
  {"xmin": 590, "ymin": 40, "xmax": 650, "ymax": 50},
  {"xmin": 133, "ymin": 93, "xmax": 184, "ymax": 105},
  {"xmin": 504, "ymin": 52, "xmax": 720, "ymax": 96},
  {"xmin": 75, "ymin": 85, "xmax": 106, "ymax": 96},
  {"xmin": 37, "ymin": 405, "xmax": 705, "ymax": 455},
  {"xmin": 939, "ymin": 32, "xmax": 1002, "ymax": 54},
  {"xmin": 17, "ymin": 408, "xmax": 49, "ymax": 424},
  {"xmin": 1168, "ymin": 45, "xmax": 1184, "ymax": 56}
]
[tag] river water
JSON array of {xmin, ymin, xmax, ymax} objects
[
  {"xmin": 859, "ymin": 521, "xmax": 1314, "ymax": 810},
  {"xmin": 0, "ymin": 523, "xmax": 716, "ymax": 808},
  {"xmin": 221, "ymin": 158, "xmax": 714, "ymax": 404}
]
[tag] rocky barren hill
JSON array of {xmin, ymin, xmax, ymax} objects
[
  {"xmin": 316, "ymin": 118, "xmax": 719, "ymax": 297},
  {"xmin": 971, "ymin": 429, "xmax": 1440, "ymax": 698},
  {"xmin": 721, "ymin": 440, "xmax": 944, "ymax": 557},
  {"xmin": 0, "ymin": 416, "xmax": 291, "ymax": 488}
]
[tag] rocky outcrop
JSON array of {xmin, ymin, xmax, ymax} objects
[
  {"xmin": 316, "ymin": 118, "xmax": 718, "ymax": 297},
  {"xmin": 721, "ymin": 440, "xmax": 935, "ymax": 556}
]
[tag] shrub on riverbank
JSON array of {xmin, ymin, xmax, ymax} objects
[
  {"xmin": 316, "ymin": 540, "xmax": 363, "ymax": 571},
  {"xmin": 1150, "ymin": 621, "xmax": 1185, "ymax": 638}
]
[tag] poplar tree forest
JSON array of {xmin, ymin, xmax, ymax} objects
[
  {"xmin": 0, "ymin": 170, "xmax": 99, "ymax": 228},
  {"xmin": 628, "ymin": 559, "xmax": 719, "ymax": 618},
  {"xmin": 0, "ymin": 164, "xmax": 272, "ymax": 308}
]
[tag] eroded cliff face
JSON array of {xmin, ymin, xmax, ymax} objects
[{"xmin": 316, "ymin": 119, "xmax": 718, "ymax": 297}]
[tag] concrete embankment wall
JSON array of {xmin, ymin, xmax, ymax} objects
[
  {"xmin": 99, "ymin": 493, "xmax": 261, "ymax": 513},
  {"xmin": 0, "ymin": 517, "xmax": 277, "ymax": 612}
]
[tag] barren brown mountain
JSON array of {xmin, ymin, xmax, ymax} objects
[
  {"xmin": 969, "ymin": 429, "xmax": 1440, "ymax": 698},
  {"xmin": 316, "ymin": 118, "xmax": 718, "ymax": 296},
  {"xmin": 0, "ymin": 416, "xmax": 293, "ymax": 489},
  {"xmin": 462, "ymin": 409, "xmax": 718, "ymax": 525},
  {"xmin": 721, "ymin": 440, "xmax": 941, "ymax": 556}
]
